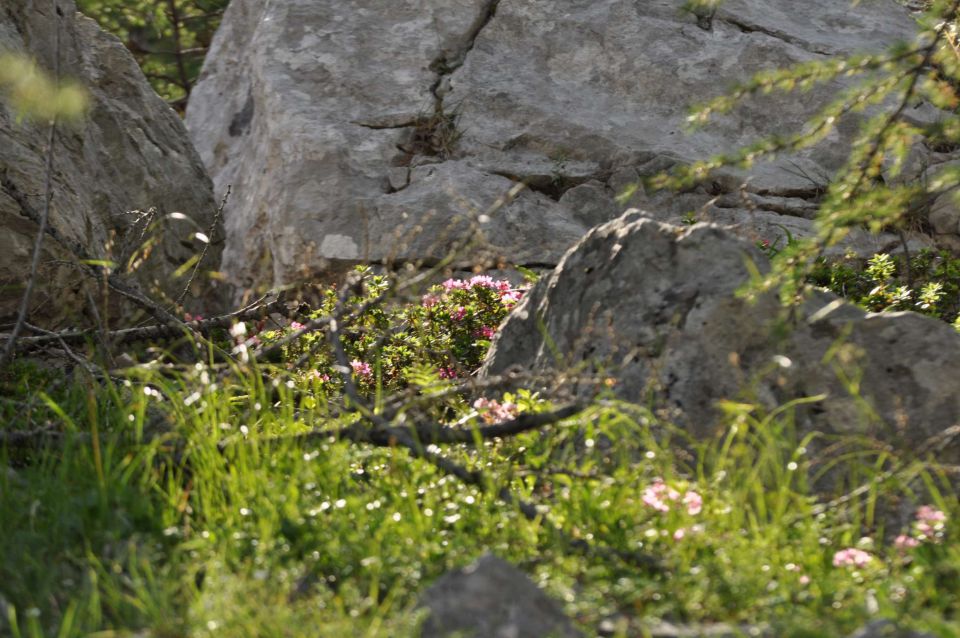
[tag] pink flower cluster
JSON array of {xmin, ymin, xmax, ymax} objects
[
  {"xmin": 916, "ymin": 505, "xmax": 947, "ymax": 539},
  {"xmin": 438, "ymin": 367, "xmax": 457, "ymax": 379},
  {"xmin": 641, "ymin": 478, "xmax": 702, "ymax": 516},
  {"xmin": 475, "ymin": 326, "xmax": 496, "ymax": 339},
  {"xmin": 442, "ymin": 276, "xmax": 511, "ymax": 292},
  {"xmin": 832, "ymin": 547, "xmax": 873, "ymax": 568},
  {"xmin": 473, "ymin": 397, "xmax": 519, "ymax": 424},
  {"xmin": 437, "ymin": 276, "xmax": 524, "ymax": 308},
  {"xmin": 895, "ymin": 505, "xmax": 948, "ymax": 550},
  {"xmin": 350, "ymin": 360, "xmax": 373, "ymax": 378}
]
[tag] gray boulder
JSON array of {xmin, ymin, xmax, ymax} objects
[
  {"xmin": 186, "ymin": 0, "xmax": 585, "ymax": 292},
  {"xmin": 417, "ymin": 553, "xmax": 581, "ymax": 638},
  {"xmin": 186, "ymin": 0, "xmax": 941, "ymax": 293},
  {"xmin": 483, "ymin": 212, "xmax": 960, "ymax": 456},
  {"xmin": 1, "ymin": 1, "xmax": 224, "ymax": 325}
]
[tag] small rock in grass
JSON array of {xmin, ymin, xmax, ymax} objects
[{"xmin": 417, "ymin": 553, "xmax": 581, "ymax": 638}]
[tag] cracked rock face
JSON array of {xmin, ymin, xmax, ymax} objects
[
  {"xmin": 187, "ymin": 0, "xmax": 947, "ymax": 291},
  {"xmin": 483, "ymin": 213, "xmax": 960, "ymax": 457},
  {"xmin": 186, "ymin": 0, "xmax": 583, "ymax": 291},
  {"xmin": 1, "ymin": 1, "xmax": 224, "ymax": 324}
]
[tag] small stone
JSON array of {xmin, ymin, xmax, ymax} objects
[
  {"xmin": 417, "ymin": 554, "xmax": 581, "ymax": 638},
  {"xmin": 846, "ymin": 620, "xmax": 936, "ymax": 638}
]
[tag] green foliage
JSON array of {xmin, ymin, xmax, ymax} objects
[
  {"xmin": 76, "ymin": 0, "xmax": 228, "ymax": 110},
  {"xmin": 4, "ymin": 355, "xmax": 960, "ymax": 635},
  {"xmin": 811, "ymin": 248, "xmax": 960, "ymax": 326},
  {"xmin": 3, "ymin": 271, "xmax": 960, "ymax": 636},
  {"xmin": 657, "ymin": 0, "xmax": 960, "ymax": 307}
]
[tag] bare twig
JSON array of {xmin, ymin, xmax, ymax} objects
[
  {"xmin": 8, "ymin": 297, "xmax": 289, "ymax": 351},
  {"xmin": 173, "ymin": 185, "xmax": 229, "ymax": 307}
]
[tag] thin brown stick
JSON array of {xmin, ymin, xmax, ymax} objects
[
  {"xmin": 8, "ymin": 298, "xmax": 288, "ymax": 351},
  {"xmin": 174, "ymin": 185, "xmax": 229, "ymax": 307}
]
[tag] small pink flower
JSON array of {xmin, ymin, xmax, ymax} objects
[
  {"xmin": 451, "ymin": 306, "xmax": 467, "ymax": 321},
  {"xmin": 916, "ymin": 506, "xmax": 946, "ymax": 524},
  {"xmin": 915, "ymin": 505, "xmax": 947, "ymax": 541},
  {"xmin": 476, "ymin": 326, "xmax": 496, "ymax": 339},
  {"xmin": 473, "ymin": 397, "xmax": 519, "ymax": 424},
  {"xmin": 683, "ymin": 491, "xmax": 703, "ymax": 516},
  {"xmin": 350, "ymin": 360, "xmax": 372, "ymax": 378},
  {"xmin": 895, "ymin": 534, "xmax": 920, "ymax": 550},
  {"xmin": 501, "ymin": 290, "xmax": 523, "ymax": 306},
  {"xmin": 673, "ymin": 528, "xmax": 686, "ymax": 541},
  {"xmin": 442, "ymin": 279, "xmax": 468, "ymax": 291},
  {"xmin": 469, "ymin": 275, "xmax": 496, "ymax": 289},
  {"xmin": 290, "ymin": 321, "xmax": 306, "ymax": 331},
  {"xmin": 799, "ymin": 575, "xmax": 811, "ymax": 586},
  {"xmin": 438, "ymin": 366, "xmax": 457, "ymax": 379},
  {"xmin": 308, "ymin": 370, "xmax": 330, "ymax": 382},
  {"xmin": 641, "ymin": 479, "xmax": 672, "ymax": 513},
  {"xmin": 422, "ymin": 293, "xmax": 440, "ymax": 308},
  {"xmin": 184, "ymin": 312, "xmax": 204, "ymax": 322},
  {"xmin": 832, "ymin": 548, "xmax": 873, "ymax": 568}
]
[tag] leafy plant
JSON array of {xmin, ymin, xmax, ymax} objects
[
  {"xmin": 77, "ymin": 0, "xmax": 229, "ymax": 110},
  {"xmin": 811, "ymin": 248, "xmax": 960, "ymax": 326},
  {"xmin": 249, "ymin": 268, "xmax": 526, "ymax": 393}
]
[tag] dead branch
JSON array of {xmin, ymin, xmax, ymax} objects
[
  {"xmin": 173, "ymin": 185, "xmax": 229, "ymax": 307},
  {"xmin": 8, "ymin": 297, "xmax": 289, "ymax": 351}
]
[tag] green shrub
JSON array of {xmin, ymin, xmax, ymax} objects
[{"xmin": 810, "ymin": 249, "xmax": 960, "ymax": 329}]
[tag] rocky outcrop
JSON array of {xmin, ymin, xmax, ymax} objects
[
  {"xmin": 187, "ymin": 0, "xmax": 943, "ymax": 293},
  {"xmin": 483, "ymin": 213, "xmax": 960, "ymax": 456},
  {"xmin": 417, "ymin": 553, "xmax": 581, "ymax": 638},
  {"xmin": 1, "ymin": 0, "xmax": 224, "ymax": 325}
]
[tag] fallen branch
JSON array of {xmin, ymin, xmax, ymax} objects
[{"xmin": 8, "ymin": 297, "xmax": 289, "ymax": 351}]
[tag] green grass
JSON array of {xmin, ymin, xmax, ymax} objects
[
  {"xmin": 2, "ymin": 271, "xmax": 960, "ymax": 637},
  {"xmin": 2, "ymin": 352, "xmax": 959, "ymax": 637}
]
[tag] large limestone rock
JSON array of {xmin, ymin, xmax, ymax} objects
[
  {"xmin": 187, "ymin": 0, "xmax": 940, "ymax": 293},
  {"xmin": 186, "ymin": 0, "xmax": 584, "ymax": 291},
  {"xmin": 1, "ymin": 0, "xmax": 224, "ymax": 325},
  {"xmin": 483, "ymin": 212, "xmax": 960, "ymax": 457}
]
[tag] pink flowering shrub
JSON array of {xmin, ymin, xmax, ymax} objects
[{"xmin": 257, "ymin": 266, "xmax": 528, "ymax": 393}]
